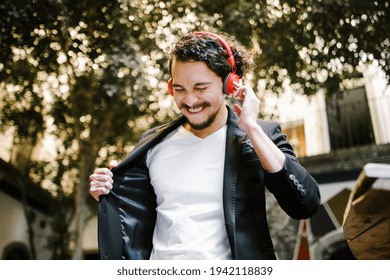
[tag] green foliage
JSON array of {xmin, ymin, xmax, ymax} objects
[
  {"xmin": 194, "ymin": 0, "xmax": 389, "ymax": 95},
  {"xmin": 0, "ymin": 0, "xmax": 388, "ymax": 258}
]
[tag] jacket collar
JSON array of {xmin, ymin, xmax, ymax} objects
[
  {"xmin": 113, "ymin": 116, "xmax": 185, "ymax": 174},
  {"xmin": 113, "ymin": 105, "xmax": 246, "ymax": 174}
]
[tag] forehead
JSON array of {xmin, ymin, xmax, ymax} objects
[{"xmin": 171, "ymin": 59, "xmax": 219, "ymax": 83}]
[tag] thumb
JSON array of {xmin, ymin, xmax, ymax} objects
[
  {"xmin": 233, "ymin": 104, "xmax": 242, "ymax": 116},
  {"xmin": 109, "ymin": 160, "xmax": 118, "ymax": 170}
]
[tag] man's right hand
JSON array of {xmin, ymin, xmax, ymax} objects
[{"xmin": 89, "ymin": 160, "xmax": 117, "ymax": 201}]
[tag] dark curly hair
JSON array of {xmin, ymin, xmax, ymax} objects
[{"xmin": 168, "ymin": 32, "xmax": 250, "ymax": 81}]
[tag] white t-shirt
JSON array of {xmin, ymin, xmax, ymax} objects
[{"xmin": 146, "ymin": 125, "xmax": 232, "ymax": 259}]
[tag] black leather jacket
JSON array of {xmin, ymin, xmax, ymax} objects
[{"xmin": 98, "ymin": 106, "xmax": 320, "ymax": 260}]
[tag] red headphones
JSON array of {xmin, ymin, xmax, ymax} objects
[{"xmin": 167, "ymin": 31, "xmax": 240, "ymax": 96}]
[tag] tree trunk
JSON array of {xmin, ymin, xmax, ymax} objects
[
  {"xmin": 22, "ymin": 184, "xmax": 37, "ymax": 260},
  {"xmin": 72, "ymin": 148, "xmax": 98, "ymax": 260},
  {"xmin": 71, "ymin": 110, "xmax": 114, "ymax": 260}
]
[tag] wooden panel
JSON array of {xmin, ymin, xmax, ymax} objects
[{"xmin": 343, "ymin": 163, "xmax": 390, "ymax": 259}]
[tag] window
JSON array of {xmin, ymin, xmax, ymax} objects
[
  {"xmin": 326, "ymin": 87, "xmax": 375, "ymax": 149},
  {"xmin": 283, "ymin": 121, "xmax": 307, "ymax": 157}
]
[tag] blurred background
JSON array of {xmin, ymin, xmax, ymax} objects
[{"xmin": 0, "ymin": 0, "xmax": 389, "ymax": 260}]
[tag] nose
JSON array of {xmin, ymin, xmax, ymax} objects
[{"xmin": 181, "ymin": 91, "xmax": 199, "ymax": 106}]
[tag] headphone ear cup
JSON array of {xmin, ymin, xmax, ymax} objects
[
  {"xmin": 224, "ymin": 72, "xmax": 240, "ymax": 95},
  {"xmin": 167, "ymin": 79, "xmax": 174, "ymax": 96}
]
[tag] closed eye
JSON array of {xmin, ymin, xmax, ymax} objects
[
  {"xmin": 194, "ymin": 87, "xmax": 207, "ymax": 92},
  {"xmin": 173, "ymin": 87, "xmax": 185, "ymax": 92},
  {"xmin": 172, "ymin": 82, "xmax": 211, "ymax": 94}
]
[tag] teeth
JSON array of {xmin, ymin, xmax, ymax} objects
[{"xmin": 188, "ymin": 107, "xmax": 203, "ymax": 113}]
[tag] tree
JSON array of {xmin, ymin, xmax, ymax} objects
[
  {"xmin": 157, "ymin": 0, "xmax": 388, "ymax": 116},
  {"xmin": 1, "ymin": 0, "xmax": 172, "ymax": 259},
  {"xmin": 1, "ymin": 0, "xmax": 388, "ymax": 259},
  {"xmin": 42, "ymin": 0, "xmax": 174, "ymax": 259},
  {"xmin": 194, "ymin": 0, "xmax": 389, "ymax": 96}
]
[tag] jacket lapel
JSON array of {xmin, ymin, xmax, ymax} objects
[
  {"xmin": 223, "ymin": 106, "xmax": 246, "ymax": 258},
  {"xmin": 113, "ymin": 116, "xmax": 186, "ymax": 175}
]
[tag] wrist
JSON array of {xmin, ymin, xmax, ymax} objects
[{"xmin": 242, "ymin": 121, "xmax": 264, "ymax": 139}]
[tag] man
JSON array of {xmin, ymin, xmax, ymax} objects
[{"xmin": 89, "ymin": 31, "xmax": 320, "ymax": 260}]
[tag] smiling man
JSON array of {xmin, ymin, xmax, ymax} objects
[
  {"xmin": 89, "ymin": 31, "xmax": 321, "ymax": 260},
  {"xmin": 171, "ymin": 59, "xmax": 227, "ymax": 136}
]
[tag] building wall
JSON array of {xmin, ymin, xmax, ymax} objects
[
  {"xmin": 0, "ymin": 191, "xmax": 53, "ymax": 259},
  {"xmin": 82, "ymin": 217, "xmax": 99, "ymax": 258},
  {"xmin": 364, "ymin": 64, "xmax": 390, "ymax": 145},
  {"xmin": 272, "ymin": 66, "xmax": 390, "ymax": 259},
  {"xmin": 274, "ymin": 89, "xmax": 331, "ymax": 157}
]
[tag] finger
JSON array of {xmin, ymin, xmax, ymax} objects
[
  {"xmin": 89, "ymin": 187, "xmax": 110, "ymax": 201},
  {"xmin": 89, "ymin": 174, "xmax": 113, "ymax": 184},
  {"xmin": 90, "ymin": 185, "xmax": 111, "ymax": 194},
  {"xmin": 233, "ymin": 81, "xmax": 241, "ymax": 92},
  {"xmin": 233, "ymin": 85, "xmax": 241, "ymax": 96},
  {"xmin": 234, "ymin": 86, "xmax": 246, "ymax": 101},
  {"xmin": 90, "ymin": 179, "xmax": 113, "ymax": 190},
  {"xmin": 89, "ymin": 182, "xmax": 112, "ymax": 202},
  {"xmin": 109, "ymin": 160, "xmax": 118, "ymax": 170},
  {"xmin": 233, "ymin": 80, "xmax": 242, "ymax": 87},
  {"xmin": 93, "ymin": 167, "xmax": 113, "ymax": 177},
  {"xmin": 233, "ymin": 104, "xmax": 242, "ymax": 116}
]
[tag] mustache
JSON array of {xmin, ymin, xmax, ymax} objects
[{"xmin": 179, "ymin": 102, "xmax": 211, "ymax": 110}]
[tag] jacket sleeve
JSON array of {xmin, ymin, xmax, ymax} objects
[{"xmin": 262, "ymin": 121, "xmax": 321, "ymax": 219}]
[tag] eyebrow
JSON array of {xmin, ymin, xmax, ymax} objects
[{"xmin": 172, "ymin": 82, "xmax": 212, "ymax": 88}]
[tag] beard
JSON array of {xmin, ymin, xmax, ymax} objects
[
  {"xmin": 180, "ymin": 101, "xmax": 219, "ymax": 130},
  {"xmin": 186, "ymin": 111, "xmax": 218, "ymax": 130}
]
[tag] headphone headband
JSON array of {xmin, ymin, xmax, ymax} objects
[{"xmin": 168, "ymin": 31, "xmax": 240, "ymax": 96}]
